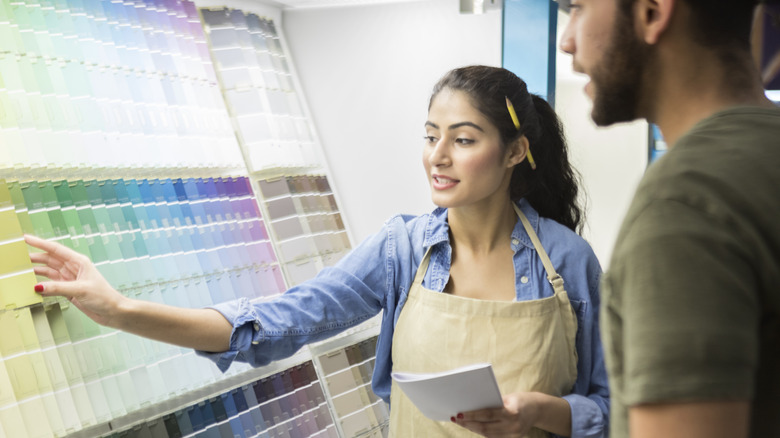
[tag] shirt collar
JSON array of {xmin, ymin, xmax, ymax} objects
[
  {"xmin": 511, "ymin": 199, "xmax": 540, "ymax": 251},
  {"xmin": 422, "ymin": 207, "xmax": 450, "ymax": 250},
  {"xmin": 421, "ymin": 199, "xmax": 540, "ymax": 252}
]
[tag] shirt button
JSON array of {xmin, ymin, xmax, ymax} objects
[
  {"xmin": 520, "ymin": 276, "xmax": 529, "ymax": 284},
  {"xmin": 253, "ymin": 322, "xmax": 260, "ymax": 331},
  {"xmin": 512, "ymin": 238, "xmax": 519, "ymax": 246},
  {"xmin": 252, "ymin": 340, "xmax": 260, "ymax": 345}
]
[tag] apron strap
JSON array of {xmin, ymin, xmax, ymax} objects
[
  {"xmin": 411, "ymin": 246, "xmax": 433, "ymax": 288},
  {"xmin": 512, "ymin": 203, "xmax": 566, "ymax": 294},
  {"xmin": 412, "ymin": 204, "xmax": 565, "ymax": 294}
]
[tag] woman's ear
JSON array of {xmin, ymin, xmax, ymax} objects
[{"xmin": 507, "ymin": 135, "xmax": 530, "ymax": 168}]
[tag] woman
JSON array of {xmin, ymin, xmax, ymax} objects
[{"xmin": 27, "ymin": 66, "xmax": 608, "ymax": 437}]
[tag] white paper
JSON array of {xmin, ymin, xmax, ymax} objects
[{"xmin": 391, "ymin": 363, "xmax": 504, "ymax": 422}]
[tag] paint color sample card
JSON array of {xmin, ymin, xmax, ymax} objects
[{"xmin": 318, "ymin": 337, "xmax": 389, "ymax": 437}]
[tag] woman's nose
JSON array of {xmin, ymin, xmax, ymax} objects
[{"xmin": 427, "ymin": 139, "xmax": 451, "ymax": 167}]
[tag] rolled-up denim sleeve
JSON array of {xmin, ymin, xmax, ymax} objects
[
  {"xmin": 194, "ymin": 219, "xmax": 397, "ymax": 372},
  {"xmin": 562, "ymin": 393, "xmax": 609, "ymax": 438},
  {"xmin": 195, "ymin": 298, "xmax": 263, "ymax": 372}
]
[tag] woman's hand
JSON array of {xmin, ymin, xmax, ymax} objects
[
  {"xmin": 26, "ymin": 234, "xmax": 128, "ymax": 328},
  {"xmin": 453, "ymin": 391, "xmax": 572, "ymax": 437},
  {"xmin": 25, "ymin": 234, "xmax": 232, "ymax": 351},
  {"xmin": 452, "ymin": 392, "xmax": 541, "ymax": 437}
]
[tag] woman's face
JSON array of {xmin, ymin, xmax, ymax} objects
[{"xmin": 423, "ymin": 88, "xmax": 520, "ymax": 210}]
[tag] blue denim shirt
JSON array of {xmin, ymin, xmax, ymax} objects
[{"xmin": 200, "ymin": 199, "xmax": 609, "ymax": 438}]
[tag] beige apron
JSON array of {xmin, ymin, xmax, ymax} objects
[{"xmin": 389, "ymin": 204, "xmax": 578, "ymax": 438}]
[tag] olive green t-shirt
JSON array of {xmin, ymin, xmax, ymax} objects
[{"xmin": 602, "ymin": 106, "xmax": 780, "ymax": 437}]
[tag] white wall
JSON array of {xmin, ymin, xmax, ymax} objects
[
  {"xmin": 282, "ymin": 0, "xmax": 503, "ymax": 244},
  {"xmin": 277, "ymin": 2, "xmax": 646, "ymax": 267}
]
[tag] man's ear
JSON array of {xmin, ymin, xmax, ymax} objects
[
  {"xmin": 507, "ymin": 135, "xmax": 529, "ymax": 168},
  {"xmin": 635, "ymin": 0, "xmax": 675, "ymax": 45}
]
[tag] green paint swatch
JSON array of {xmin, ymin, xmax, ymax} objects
[{"xmin": 7, "ymin": 182, "xmax": 35, "ymax": 235}]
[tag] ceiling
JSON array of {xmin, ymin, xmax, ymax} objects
[{"xmin": 266, "ymin": 0, "xmax": 426, "ymax": 9}]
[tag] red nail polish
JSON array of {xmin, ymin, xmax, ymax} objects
[
  {"xmin": 457, "ymin": 413, "xmax": 464, "ymax": 419},
  {"xmin": 450, "ymin": 417, "xmax": 456, "ymax": 423},
  {"xmin": 34, "ymin": 284, "xmax": 44, "ymax": 293}
]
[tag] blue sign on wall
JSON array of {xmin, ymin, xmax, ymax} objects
[{"xmin": 502, "ymin": 0, "xmax": 559, "ymax": 106}]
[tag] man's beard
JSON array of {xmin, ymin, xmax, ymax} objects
[{"xmin": 590, "ymin": 13, "xmax": 652, "ymax": 126}]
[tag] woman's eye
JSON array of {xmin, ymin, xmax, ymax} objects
[
  {"xmin": 455, "ymin": 138, "xmax": 474, "ymax": 145},
  {"xmin": 424, "ymin": 136, "xmax": 437, "ymax": 143}
]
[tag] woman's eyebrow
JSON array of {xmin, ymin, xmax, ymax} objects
[
  {"xmin": 424, "ymin": 121, "xmax": 484, "ymax": 132},
  {"xmin": 449, "ymin": 122, "xmax": 484, "ymax": 132}
]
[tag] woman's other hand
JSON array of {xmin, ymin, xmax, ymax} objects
[{"xmin": 453, "ymin": 391, "xmax": 572, "ymax": 437}]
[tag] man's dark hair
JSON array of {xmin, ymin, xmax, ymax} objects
[{"xmin": 617, "ymin": 0, "xmax": 761, "ymax": 50}]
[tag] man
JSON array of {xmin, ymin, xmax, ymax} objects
[{"xmin": 559, "ymin": 1, "xmax": 779, "ymax": 437}]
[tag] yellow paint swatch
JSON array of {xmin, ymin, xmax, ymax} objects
[
  {"xmin": 0, "ymin": 181, "xmax": 12, "ymax": 208},
  {"xmin": 17, "ymin": 397, "xmax": 54, "ymax": 438},
  {"xmin": 0, "ymin": 208, "xmax": 23, "ymax": 241},
  {"xmin": 0, "ymin": 359, "xmax": 18, "ymax": 408},
  {"xmin": 0, "ymin": 404, "xmax": 29, "ymax": 438},
  {"xmin": 0, "ymin": 239, "xmax": 32, "ymax": 276},
  {"xmin": 0, "ymin": 270, "xmax": 42, "ymax": 309},
  {"xmin": 6, "ymin": 355, "xmax": 41, "ymax": 399},
  {"xmin": 0, "ymin": 309, "xmax": 27, "ymax": 356},
  {"xmin": 13, "ymin": 307, "xmax": 41, "ymax": 352}
]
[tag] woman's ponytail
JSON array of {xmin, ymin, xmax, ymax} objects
[{"xmin": 512, "ymin": 95, "xmax": 582, "ymax": 233}]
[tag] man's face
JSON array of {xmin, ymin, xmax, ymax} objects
[{"xmin": 559, "ymin": 0, "xmax": 652, "ymax": 126}]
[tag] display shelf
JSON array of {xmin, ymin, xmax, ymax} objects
[
  {"xmin": 69, "ymin": 348, "xmax": 312, "ymax": 438},
  {"xmin": 72, "ymin": 317, "xmax": 383, "ymax": 437},
  {"xmin": 0, "ymin": 1, "xmax": 382, "ymax": 436}
]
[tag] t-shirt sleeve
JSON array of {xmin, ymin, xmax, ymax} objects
[{"xmin": 612, "ymin": 198, "xmax": 760, "ymax": 406}]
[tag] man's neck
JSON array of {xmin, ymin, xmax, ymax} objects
[{"xmin": 650, "ymin": 45, "xmax": 774, "ymax": 146}]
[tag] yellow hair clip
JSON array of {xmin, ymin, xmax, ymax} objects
[{"xmin": 505, "ymin": 97, "xmax": 536, "ymax": 170}]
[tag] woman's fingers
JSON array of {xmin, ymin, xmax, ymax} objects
[
  {"xmin": 32, "ymin": 265, "xmax": 65, "ymax": 281},
  {"xmin": 34, "ymin": 279, "xmax": 84, "ymax": 300},
  {"xmin": 25, "ymin": 234, "xmax": 88, "ymax": 265},
  {"xmin": 455, "ymin": 401, "xmax": 534, "ymax": 437},
  {"xmin": 29, "ymin": 251, "xmax": 64, "ymax": 269},
  {"xmin": 462, "ymin": 408, "xmax": 503, "ymax": 422}
]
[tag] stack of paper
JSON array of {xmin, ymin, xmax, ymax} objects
[{"xmin": 391, "ymin": 363, "xmax": 504, "ymax": 421}]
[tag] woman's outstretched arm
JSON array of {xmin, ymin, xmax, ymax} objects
[{"xmin": 25, "ymin": 234, "xmax": 233, "ymax": 352}]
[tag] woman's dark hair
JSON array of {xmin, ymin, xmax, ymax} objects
[{"xmin": 429, "ymin": 65, "xmax": 583, "ymax": 233}]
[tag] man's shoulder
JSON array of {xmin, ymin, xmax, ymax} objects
[{"xmin": 635, "ymin": 106, "xmax": 780, "ymax": 210}]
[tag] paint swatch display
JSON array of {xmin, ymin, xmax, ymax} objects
[
  {"xmin": 0, "ymin": 0, "xmax": 242, "ymax": 172},
  {"xmin": 201, "ymin": 7, "xmax": 319, "ymax": 172},
  {"xmin": 258, "ymin": 175, "xmax": 351, "ymax": 286},
  {"xmin": 0, "ymin": 1, "xmax": 383, "ymax": 436},
  {"xmin": 0, "ymin": 177, "xmax": 285, "ymax": 437},
  {"xmin": 102, "ymin": 361, "xmax": 338, "ymax": 438},
  {"xmin": 317, "ymin": 337, "xmax": 388, "ymax": 438}
]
